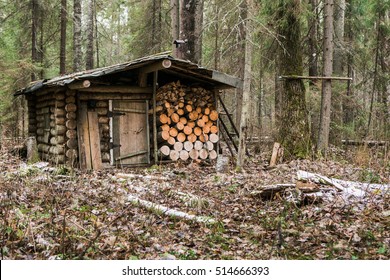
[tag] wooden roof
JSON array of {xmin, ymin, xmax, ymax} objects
[{"xmin": 15, "ymin": 54, "xmax": 242, "ymax": 96}]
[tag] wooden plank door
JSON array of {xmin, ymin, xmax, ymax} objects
[
  {"xmin": 112, "ymin": 100, "xmax": 149, "ymax": 165},
  {"xmin": 77, "ymin": 102, "xmax": 102, "ymax": 170}
]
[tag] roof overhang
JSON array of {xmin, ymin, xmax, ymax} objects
[{"xmin": 15, "ymin": 55, "xmax": 242, "ymax": 96}]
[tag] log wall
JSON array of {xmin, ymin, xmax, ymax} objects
[{"xmin": 35, "ymin": 90, "xmax": 67, "ymax": 164}]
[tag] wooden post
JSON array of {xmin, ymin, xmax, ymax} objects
[{"xmin": 153, "ymin": 71, "xmax": 158, "ymax": 163}]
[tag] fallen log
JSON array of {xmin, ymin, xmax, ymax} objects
[{"xmin": 127, "ymin": 195, "xmax": 215, "ymax": 224}]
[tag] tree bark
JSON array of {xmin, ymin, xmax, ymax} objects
[
  {"xmin": 152, "ymin": 0, "xmax": 162, "ymax": 53},
  {"xmin": 31, "ymin": 0, "xmax": 39, "ymax": 81},
  {"xmin": 318, "ymin": 0, "xmax": 334, "ymax": 153},
  {"xmin": 171, "ymin": 0, "xmax": 180, "ymax": 56},
  {"xmin": 235, "ymin": 0, "xmax": 247, "ymax": 127},
  {"xmin": 177, "ymin": 0, "xmax": 204, "ymax": 64},
  {"xmin": 85, "ymin": 0, "xmax": 94, "ymax": 70},
  {"xmin": 276, "ymin": 0, "xmax": 311, "ymax": 159},
  {"xmin": 237, "ymin": 0, "xmax": 252, "ymax": 169},
  {"xmin": 333, "ymin": 0, "xmax": 345, "ymax": 75},
  {"xmin": 343, "ymin": 0, "xmax": 354, "ymax": 125},
  {"xmin": 308, "ymin": 0, "xmax": 319, "ymax": 84},
  {"xmin": 73, "ymin": 0, "xmax": 82, "ymax": 72},
  {"xmin": 60, "ymin": 0, "xmax": 67, "ymax": 75}
]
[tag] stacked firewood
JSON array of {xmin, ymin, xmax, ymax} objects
[{"xmin": 152, "ymin": 81, "xmax": 219, "ymax": 161}]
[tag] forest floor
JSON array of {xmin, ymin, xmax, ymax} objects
[{"xmin": 0, "ymin": 145, "xmax": 389, "ymax": 260}]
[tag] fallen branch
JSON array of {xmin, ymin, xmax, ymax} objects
[
  {"xmin": 297, "ymin": 170, "xmax": 390, "ymax": 198},
  {"xmin": 251, "ymin": 184, "xmax": 296, "ymax": 199},
  {"xmin": 127, "ymin": 195, "xmax": 215, "ymax": 224}
]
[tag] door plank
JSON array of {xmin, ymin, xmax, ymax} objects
[{"xmin": 88, "ymin": 111, "xmax": 102, "ymax": 170}]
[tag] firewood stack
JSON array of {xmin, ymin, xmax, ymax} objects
[{"xmin": 152, "ymin": 81, "xmax": 219, "ymax": 161}]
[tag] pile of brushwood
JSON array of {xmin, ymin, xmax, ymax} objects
[{"xmin": 0, "ymin": 147, "xmax": 389, "ymax": 260}]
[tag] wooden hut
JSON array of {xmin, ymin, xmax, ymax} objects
[{"xmin": 15, "ymin": 54, "xmax": 242, "ymax": 170}]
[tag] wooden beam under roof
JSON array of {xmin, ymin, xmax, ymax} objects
[{"xmin": 212, "ymin": 71, "xmax": 243, "ymax": 89}]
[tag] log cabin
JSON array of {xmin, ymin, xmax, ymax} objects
[{"xmin": 15, "ymin": 54, "xmax": 242, "ymax": 170}]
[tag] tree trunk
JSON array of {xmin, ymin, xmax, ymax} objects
[
  {"xmin": 343, "ymin": 0, "xmax": 354, "ymax": 125},
  {"xmin": 235, "ymin": 0, "xmax": 247, "ymax": 127},
  {"xmin": 152, "ymin": 0, "xmax": 162, "ymax": 53},
  {"xmin": 276, "ymin": 0, "xmax": 311, "ymax": 159},
  {"xmin": 330, "ymin": 0, "xmax": 345, "ymax": 143},
  {"xmin": 308, "ymin": 0, "xmax": 319, "ymax": 84},
  {"xmin": 31, "ymin": 0, "xmax": 39, "ymax": 81},
  {"xmin": 85, "ymin": 0, "xmax": 94, "ymax": 70},
  {"xmin": 171, "ymin": 0, "xmax": 180, "ymax": 57},
  {"xmin": 318, "ymin": 0, "xmax": 334, "ymax": 153},
  {"xmin": 177, "ymin": 0, "xmax": 204, "ymax": 64},
  {"xmin": 73, "ymin": 0, "xmax": 82, "ymax": 72},
  {"xmin": 333, "ymin": 0, "xmax": 345, "ymax": 75},
  {"xmin": 60, "ymin": 0, "xmax": 67, "ymax": 75},
  {"xmin": 237, "ymin": 0, "xmax": 252, "ymax": 169}
]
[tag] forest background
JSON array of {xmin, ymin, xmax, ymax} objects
[{"xmin": 0, "ymin": 0, "xmax": 389, "ymax": 157}]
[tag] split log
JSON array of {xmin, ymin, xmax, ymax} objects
[
  {"xmin": 189, "ymin": 149, "xmax": 199, "ymax": 160},
  {"xmin": 198, "ymin": 133, "xmax": 209, "ymax": 143},
  {"xmin": 173, "ymin": 142, "xmax": 184, "ymax": 151},
  {"xmin": 169, "ymin": 127, "xmax": 178, "ymax": 137},
  {"xmin": 158, "ymin": 114, "xmax": 170, "ymax": 125},
  {"xmin": 159, "ymin": 145, "xmax": 170, "ymax": 157},
  {"xmin": 160, "ymin": 124, "xmax": 170, "ymax": 131},
  {"xmin": 183, "ymin": 126, "xmax": 192, "ymax": 135},
  {"xmin": 199, "ymin": 149, "xmax": 208, "ymax": 160},
  {"xmin": 210, "ymin": 125, "xmax": 218, "ymax": 134},
  {"xmin": 175, "ymin": 122, "xmax": 184, "ymax": 131},
  {"xmin": 167, "ymin": 137, "xmax": 175, "ymax": 146},
  {"xmin": 209, "ymin": 150, "xmax": 217, "ymax": 160},
  {"xmin": 157, "ymin": 131, "xmax": 170, "ymax": 142},
  {"xmin": 169, "ymin": 150, "xmax": 179, "ymax": 161},
  {"xmin": 176, "ymin": 133, "xmax": 186, "ymax": 143},
  {"xmin": 204, "ymin": 141, "xmax": 214, "ymax": 151},
  {"xmin": 209, "ymin": 110, "xmax": 218, "ymax": 121},
  {"xmin": 184, "ymin": 141, "xmax": 193, "ymax": 151},
  {"xmin": 171, "ymin": 113, "xmax": 180, "ymax": 123},
  {"xmin": 187, "ymin": 133, "xmax": 197, "ymax": 143},
  {"xmin": 194, "ymin": 140, "xmax": 203, "ymax": 151},
  {"xmin": 179, "ymin": 150, "xmax": 189, "ymax": 161},
  {"xmin": 183, "ymin": 125, "xmax": 194, "ymax": 136},
  {"xmin": 209, "ymin": 133, "xmax": 219, "ymax": 143}
]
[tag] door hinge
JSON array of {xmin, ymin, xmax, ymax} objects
[
  {"xmin": 107, "ymin": 110, "xmax": 126, "ymax": 117},
  {"xmin": 109, "ymin": 142, "xmax": 121, "ymax": 149}
]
